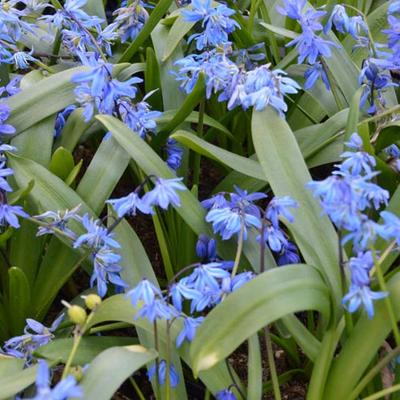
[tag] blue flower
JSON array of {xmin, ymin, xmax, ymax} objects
[
  {"xmin": 276, "ymin": 0, "xmax": 306, "ymax": 20},
  {"xmin": 389, "ymin": 1, "xmax": 400, "ymax": 14},
  {"xmin": 143, "ymin": 177, "xmax": 186, "ymax": 210},
  {"xmin": 118, "ymin": 99, "xmax": 162, "ymax": 138},
  {"xmin": 304, "ymin": 62, "xmax": 330, "ymax": 90},
  {"xmin": 0, "ymin": 103, "xmax": 16, "ymax": 135},
  {"xmin": 3, "ymin": 315, "xmax": 63, "ymax": 362},
  {"xmin": 201, "ymin": 193, "xmax": 229, "ymax": 210},
  {"xmin": 206, "ymin": 206, "xmax": 261, "ymax": 240},
  {"xmin": 35, "ymin": 205, "xmax": 81, "ymax": 238},
  {"xmin": 324, "ymin": 5, "xmax": 351, "ymax": 35},
  {"xmin": 258, "ymin": 225, "xmax": 288, "ymax": 252},
  {"xmin": 340, "ymin": 150, "xmax": 376, "ymax": 176},
  {"xmin": 176, "ymin": 316, "xmax": 204, "ymax": 347},
  {"xmin": 54, "ymin": 105, "xmax": 77, "ymax": 138},
  {"xmin": 169, "ymin": 279, "xmax": 201, "ymax": 311},
  {"xmin": 92, "ymin": 247, "xmax": 128, "ymax": 297},
  {"xmin": 148, "ymin": 360, "xmax": 179, "ymax": 388},
  {"xmin": 277, "ymin": 241, "xmax": 301, "ymax": 265},
  {"xmin": 0, "ymin": 204, "xmax": 28, "ymax": 228},
  {"xmin": 29, "ymin": 359, "xmax": 82, "ymax": 399},
  {"xmin": 166, "ymin": 138, "xmax": 183, "ymax": 171},
  {"xmin": 73, "ymin": 214, "xmax": 120, "ymax": 250},
  {"xmin": 136, "ymin": 298, "xmax": 176, "ymax": 322},
  {"xmin": 265, "ymin": 196, "xmax": 298, "ymax": 228},
  {"xmin": 107, "ymin": 191, "xmax": 153, "ymax": 218},
  {"xmin": 3, "ymin": 50, "xmax": 37, "ymax": 69},
  {"xmin": 0, "ymin": 162, "xmax": 13, "ymax": 192},
  {"xmin": 378, "ymin": 211, "xmax": 400, "ymax": 245},
  {"xmin": 342, "ymin": 284, "xmax": 387, "ymax": 319},
  {"xmin": 216, "ymin": 388, "xmax": 237, "ymax": 400},
  {"xmin": 127, "ymin": 279, "xmax": 161, "ymax": 307},
  {"xmin": 112, "ymin": 2, "xmax": 148, "ymax": 43},
  {"xmin": 0, "ymin": 76, "xmax": 21, "ymax": 97},
  {"xmin": 195, "ymin": 234, "xmax": 217, "ymax": 261},
  {"xmin": 348, "ymin": 251, "xmax": 373, "ymax": 287},
  {"xmin": 182, "ymin": 0, "xmax": 239, "ymax": 50}
]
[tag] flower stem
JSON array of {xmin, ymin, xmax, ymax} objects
[
  {"xmin": 349, "ymin": 345, "xmax": 400, "ymax": 400},
  {"xmin": 153, "ymin": 321, "xmax": 161, "ymax": 399},
  {"xmin": 165, "ymin": 322, "xmax": 172, "ymax": 400},
  {"xmin": 264, "ymin": 326, "xmax": 282, "ymax": 400},
  {"xmin": 129, "ymin": 377, "xmax": 146, "ymax": 400},
  {"xmin": 372, "ymin": 249, "xmax": 400, "ymax": 346},
  {"xmin": 231, "ymin": 223, "xmax": 244, "ymax": 279},
  {"xmin": 61, "ymin": 312, "xmax": 94, "ymax": 379},
  {"xmin": 362, "ymin": 383, "xmax": 400, "ymax": 400},
  {"xmin": 192, "ymin": 100, "xmax": 205, "ymax": 188}
]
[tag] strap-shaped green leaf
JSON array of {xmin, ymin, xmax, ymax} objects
[
  {"xmin": 79, "ymin": 346, "xmax": 157, "ymax": 400},
  {"xmin": 252, "ymin": 108, "xmax": 341, "ymax": 307},
  {"xmin": 190, "ymin": 264, "xmax": 330, "ymax": 374},
  {"xmin": 323, "ymin": 273, "xmax": 400, "ymax": 400}
]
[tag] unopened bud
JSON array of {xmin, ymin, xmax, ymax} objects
[
  {"xmin": 69, "ymin": 365, "xmax": 84, "ymax": 381},
  {"xmin": 68, "ymin": 305, "xmax": 87, "ymax": 326},
  {"xmin": 84, "ymin": 294, "xmax": 102, "ymax": 310}
]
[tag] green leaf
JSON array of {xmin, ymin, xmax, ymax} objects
[
  {"xmin": 0, "ymin": 359, "xmax": 37, "ymax": 400},
  {"xmin": 57, "ymin": 108, "xmax": 91, "ymax": 152},
  {"xmin": 49, "ymin": 147, "xmax": 75, "ymax": 181},
  {"xmin": 96, "ymin": 115, "xmax": 268, "ymax": 269},
  {"xmin": 190, "ymin": 264, "xmax": 330, "ymax": 374},
  {"xmin": 171, "ymin": 130, "xmax": 266, "ymax": 180},
  {"xmin": 375, "ymin": 122, "xmax": 400, "ymax": 153},
  {"xmin": 162, "ymin": 14, "xmax": 195, "ymax": 61},
  {"xmin": 78, "ymin": 346, "xmax": 158, "ymax": 400},
  {"xmin": 76, "ymin": 136, "xmax": 130, "ymax": 214},
  {"xmin": 157, "ymin": 110, "xmax": 234, "ymax": 139},
  {"xmin": 323, "ymin": 273, "xmax": 400, "ymax": 400},
  {"xmin": 259, "ymin": 22, "xmax": 299, "ymax": 39},
  {"xmin": 247, "ymin": 335, "xmax": 263, "ymax": 400},
  {"xmin": 5, "ymin": 67, "xmax": 84, "ymax": 133},
  {"xmin": 157, "ymin": 73, "xmax": 205, "ymax": 139},
  {"xmin": 7, "ymin": 153, "xmax": 94, "ymax": 318},
  {"xmin": 7, "ymin": 267, "xmax": 31, "ymax": 335},
  {"xmin": 11, "ymin": 116, "xmax": 55, "ymax": 167},
  {"xmin": 87, "ymin": 295, "xmax": 244, "ymax": 396},
  {"xmin": 118, "ymin": 0, "xmax": 174, "ymax": 62},
  {"xmin": 344, "ymin": 87, "xmax": 364, "ymax": 143},
  {"xmin": 252, "ymin": 108, "xmax": 341, "ymax": 307},
  {"xmin": 35, "ymin": 337, "xmax": 138, "ymax": 365},
  {"xmin": 145, "ymin": 47, "xmax": 163, "ymax": 110}
]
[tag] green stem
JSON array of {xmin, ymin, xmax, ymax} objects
[
  {"xmin": 231, "ymin": 223, "xmax": 244, "ymax": 279},
  {"xmin": 61, "ymin": 312, "xmax": 94, "ymax": 379},
  {"xmin": 165, "ymin": 322, "xmax": 172, "ymax": 400},
  {"xmin": 320, "ymin": 59, "xmax": 345, "ymax": 110},
  {"xmin": 362, "ymin": 383, "xmax": 400, "ymax": 400},
  {"xmin": 372, "ymin": 249, "xmax": 400, "ymax": 346},
  {"xmin": 349, "ymin": 345, "xmax": 400, "ymax": 400},
  {"xmin": 248, "ymin": 0, "xmax": 261, "ymax": 32},
  {"xmin": 129, "ymin": 377, "xmax": 146, "ymax": 400},
  {"xmin": 153, "ymin": 321, "xmax": 161, "ymax": 400},
  {"xmin": 264, "ymin": 326, "xmax": 282, "ymax": 400},
  {"xmin": 89, "ymin": 321, "xmax": 132, "ymax": 334},
  {"xmin": 192, "ymin": 100, "xmax": 205, "ymax": 187},
  {"xmin": 204, "ymin": 389, "xmax": 211, "ymax": 400}
]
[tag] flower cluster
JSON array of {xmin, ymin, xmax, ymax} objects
[
  {"xmin": 322, "ymin": 3, "xmax": 398, "ymax": 114},
  {"xmin": 2, "ymin": 315, "xmax": 63, "ymax": 364},
  {"xmin": 203, "ymin": 186, "xmax": 300, "ymax": 264},
  {"xmin": 308, "ymin": 133, "xmax": 399, "ymax": 317},
  {"xmin": 71, "ymin": 52, "xmax": 161, "ymax": 139},
  {"xmin": 35, "ymin": 177, "xmax": 185, "ymax": 298},
  {"xmin": 0, "ymin": 0, "xmax": 36, "ymax": 69},
  {"xmin": 182, "ymin": 0, "xmax": 239, "ymax": 50},
  {"xmin": 175, "ymin": 0, "xmax": 299, "ymax": 115},
  {"xmin": 0, "ymin": 103, "xmax": 28, "ymax": 229},
  {"xmin": 278, "ymin": 0, "xmax": 337, "ymax": 90},
  {"xmin": 28, "ymin": 359, "xmax": 82, "ymax": 400}
]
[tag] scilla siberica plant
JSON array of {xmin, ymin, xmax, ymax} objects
[{"xmin": 0, "ymin": 0, "xmax": 399, "ymax": 399}]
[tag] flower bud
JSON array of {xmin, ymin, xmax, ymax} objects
[
  {"xmin": 84, "ymin": 294, "xmax": 102, "ymax": 310},
  {"xmin": 68, "ymin": 305, "xmax": 87, "ymax": 325},
  {"xmin": 69, "ymin": 365, "xmax": 84, "ymax": 382}
]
